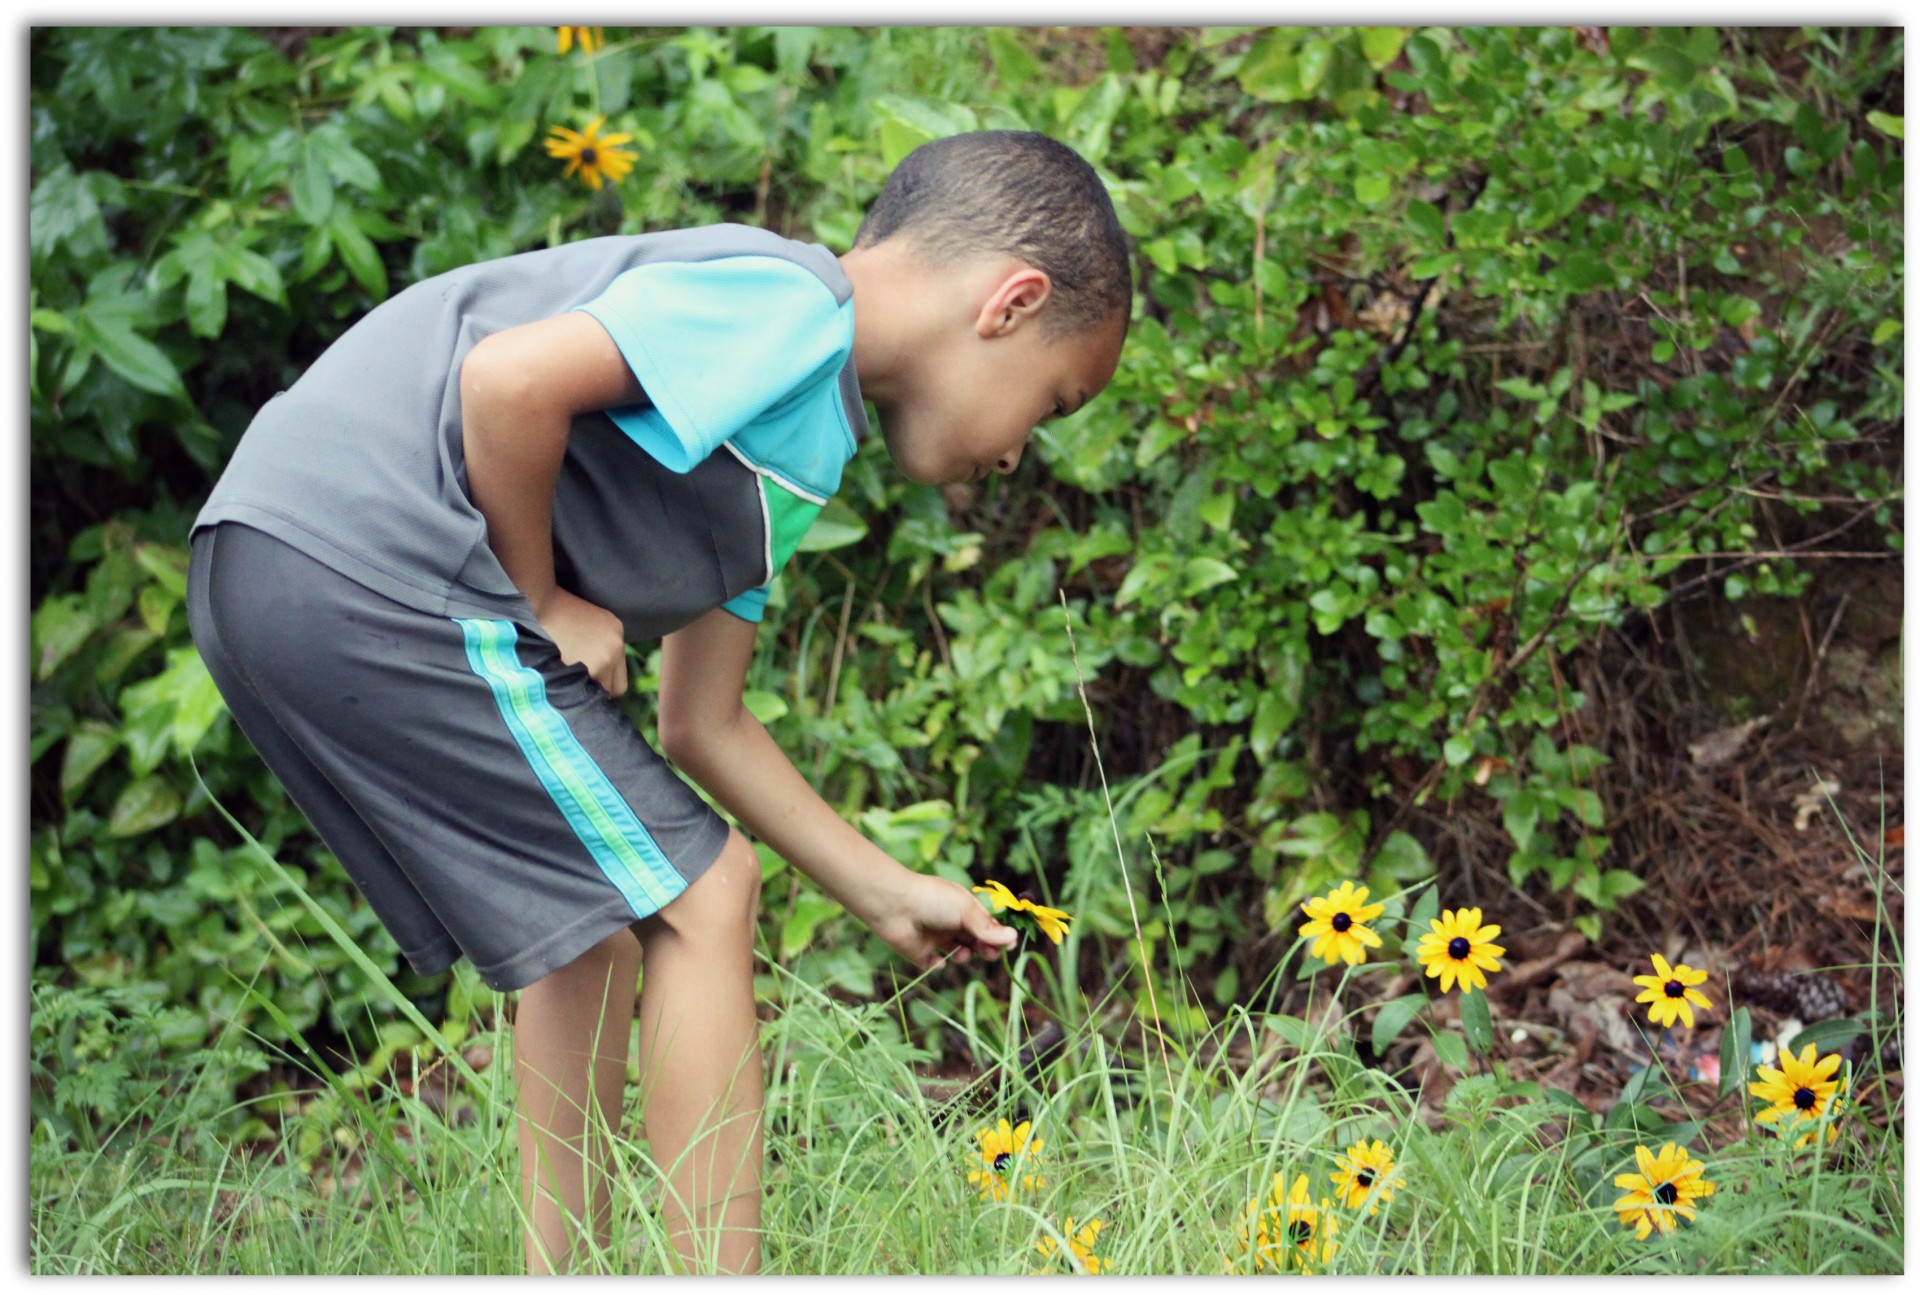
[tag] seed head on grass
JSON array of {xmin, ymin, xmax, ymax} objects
[
  {"xmin": 972, "ymin": 879, "xmax": 1072, "ymax": 945},
  {"xmin": 968, "ymin": 1117, "xmax": 1046, "ymax": 1202},
  {"xmin": 1613, "ymin": 1142, "xmax": 1715, "ymax": 1239},
  {"xmin": 1750, "ymin": 1042, "xmax": 1847, "ymax": 1147},
  {"xmin": 1414, "ymin": 906, "xmax": 1505, "ymax": 994},
  {"xmin": 1632, "ymin": 952, "xmax": 1714, "ymax": 1029},
  {"xmin": 1297, "ymin": 881, "xmax": 1386, "ymax": 967},
  {"xmin": 1330, "ymin": 1139, "xmax": 1402, "ymax": 1215},
  {"xmin": 1237, "ymin": 1172, "xmax": 1338, "ymax": 1274},
  {"xmin": 1034, "ymin": 1216, "xmax": 1106, "ymax": 1274}
]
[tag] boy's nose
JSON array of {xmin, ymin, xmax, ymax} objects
[{"xmin": 994, "ymin": 443, "xmax": 1025, "ymax": 474}]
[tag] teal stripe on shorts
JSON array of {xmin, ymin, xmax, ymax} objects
[{"xmin": 454, "ymin": 617, "xmax": 686, "ymax": 916}]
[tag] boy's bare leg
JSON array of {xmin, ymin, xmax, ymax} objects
[
  {"xmin": 513, "ymin": 927, "xmax": 641, "ymax": 1274},
  {"xmin": 632, "ymin": 831, "xmax": 765, "ymax": 1274}
]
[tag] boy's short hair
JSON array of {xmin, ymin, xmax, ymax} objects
[{"xmin": 853, "ymin": 130, "xmax": 1133, "ymax": 337}]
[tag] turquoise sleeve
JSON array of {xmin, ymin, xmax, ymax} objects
[{"xmin": 577, "ymin": 256, "xmax": 854, "ymax": 472}]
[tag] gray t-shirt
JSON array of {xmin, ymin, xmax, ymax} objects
[{"xmin": 194, "ymin": 223, "xmax": 867, "ymax": 641}]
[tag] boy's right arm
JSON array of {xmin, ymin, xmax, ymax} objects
[{"xmin": 459, "ymin": 313, "xmax": 639, "ymax": 695}]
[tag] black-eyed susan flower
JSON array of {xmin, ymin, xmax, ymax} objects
[
  {"xmin": 1034, "ymin": 1216, "xmax": 1106, "ymax": 1274},
  {"xmin": 1414, "ymin": 906, "xmax": 1505, "ymax": 995},
  {"xmin": 972, "ymin": 879, "xmax": 1073, "ymax": 945},
  {"xmin": 544, "ymin": 116, "xmax": 636, "ymax": 191},
  {"xmin": 1632, "ymin": 953, "xmax": 1714, "ymax": 1029},
  {"xmin": 968, "ymin": 1117, "xmax": 1046, "ymax": 1202},
  {"xmin": 1238, "ymin": 1172, "xmax": 1338, "ymax": 1274},
  {"xmin": 1750, "ymin": 1041, "xmax": 1846, "ymax": 1147},
  {"xmin": 1297, "ymin": 880, "xmax": 1387, "ymax": 967},
  {"xmin": 1613, "ymin": 1142, "xmax": 1715, "ymax": 1239},
  {"xmin": 1330, "ymin": 1139, "xmax": 1402, "ymax": 1215},
  {"xmin": 555, "ymin": 26, "xmax": 604, "ymax": 55}
]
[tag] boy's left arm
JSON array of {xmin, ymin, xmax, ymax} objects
[{"xmin": 657, "ymin": 607, "xmax": 1017, "ymax": 971}]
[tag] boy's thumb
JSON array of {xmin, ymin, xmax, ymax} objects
[{"xmin": 972, "ymin": 908, "xmax": 1018, "ymax": 945}]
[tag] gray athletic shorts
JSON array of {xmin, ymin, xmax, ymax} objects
[{"xmin": 186, "ymin": 522, "xmax": 731, "ymax": 991}]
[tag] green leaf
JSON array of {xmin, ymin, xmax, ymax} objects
[
  {"xmin": 1371, "ymin": 992, "xmax": 1429, "ymax": 1055},
  {"xmin": 75, "ymin": 303, "xmax": 186, "ymax": 400},
  {"xmin": 1431, "ymin": 1030, "xmax": 1469, "ymax": 1071},
  {"xmin": 328, "ymin": 210, "xmax": 388, "ymax": 299},
  {"xmin": 1443, "ymin": 732, "xmax": 1474, "ymax": 766},
  {"xmin": 1359, "ymin": 26, "xmax": 1409, "ymax": 70},
  {"xmin": 1180, "ymin": 556, "xmax": 1239, "ymax": 597},
  {"xmin": 1784, "ymin": 1017, "xmax": 1867, "ymax": 1056},
  {"xmin": 780, "ymin": 889, "xmax": 843, "ymax": 960},
  {"xmin": 1403, "ymin": 886, "xmax": 1440, "ymax": 956},
  {"xmin": 292, "ymin": 138, "xmax": 336, "ymax": 225},
  {"xmin": 1866, "ymin": 110, "xmax": 1903, "ymax": 140},
  {"xmin": 33, "ymin": 594, "xmax": 99, "ymax": 682},
  {"xmin": 1625, "ymin": 46, "xmax": 1695, "ymax": 89},
  {"xmin": 741, "ymin": 689, "xmax": 789, "ymax": 724},
  {"xmin": 1560, "ymin": 250, "xmax": 1612, "ymax": 292},
  {"xmin": 796, "ymin": 496, "xmax": 868, "ymax": 552},
  {"xmin": 1369, "ymin": 830, "xmax": 1430, "ymax": 883},
  {"xmin": 1717, "ymin": 1006, "xmax": 1752, "ymax": 1098},
  {"xmin": 59, "ymin": 721, "xmax": 122, "ymax": 800},
  {"xmin": 1460, "ymin": 988, "xmax": 1494, "ymax": 1055},
  {"xmin": 108, "ymin": 775, "xmax": 183, "ymax": 838},
  {"xmin": 1598, "ymin": 869, "xmax": 1645, "ymax": 902},
  {"xmin": 1406, "ymin": 198, "xmax": 1446, "ymax": 244}
]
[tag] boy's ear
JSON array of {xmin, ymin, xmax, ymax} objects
[{"xmin": 974, "ymin": 266, "xmax": 1052, "ymax": 338}]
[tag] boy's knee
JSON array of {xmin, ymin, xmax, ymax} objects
[{"xmin": 648, "ymin": 832, "xmax": 760, "ymax": 946}]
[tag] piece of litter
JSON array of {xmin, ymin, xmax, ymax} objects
[
  {"xmin": 1510, "ymin": 1028, "xmax": 1528, "ymax": 1045},
  {"xmin": 1792, "ymin": 778, "xmax": 1841, "ymax": 831},
  {"xmin": 1688, "ymin": 715, "xmax": 1770, "ymax": 768}
]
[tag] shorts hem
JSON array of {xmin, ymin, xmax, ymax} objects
[{"xmin": 471, "ymin": 814, "xmax": 731, "ymax": 992}]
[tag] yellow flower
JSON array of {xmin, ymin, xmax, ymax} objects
[
  {"xmin": 1035, "ymin": 1216, "xmax": 1106, "ymax": 1274},
  {"xmin": 1414, "ymin": 906, "xmax": 1505, "ymax": 995},
  {"xmin": 1632, "ymin": 953, "xmax": 1714, "ymax": 1029},
  {"xmin": 1330, "ymin": 1139, "xmax": 1402, "ymax": 1214},
  {"xmin": 972, "ymin": 878, "xmax": 1073, "ymax": 945},
  {"xmin": 1750, "ymin": 1042, "xmax": 1846, "ymax": 1146},
  {"xmin": 1297, "ymin": 880, "xmax": 1387, "ymax": 967},
  {"xmin": 555, "ymin": 26, "xmax": 604, "ymax": 55},
  {"xmin": 1238, "ymin": 1172, "xmax": 1338, "ymax": 1274},
  {"xmin": 544, "ymin": 116, "xmax": 636, "ymax": 191},
  {"xmin": 967, "ymin": 1117, "xmax": 1046, "ymax": 1202},
  {"xmin": 1613, "ymin": 1142, "xmax": 1715, "ymax": 1240}
]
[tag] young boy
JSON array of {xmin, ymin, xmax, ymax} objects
[{"xmin": 185, "ymin": 130, "xmax": 1131, "ymax": 1274}]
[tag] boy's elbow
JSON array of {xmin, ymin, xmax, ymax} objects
[
  {"xmin": 657, "ymin": 712, "xmax": 714, "ymax": 772},
  {"xmin": 657, "ymin": 699, "xmax": 745, "ymax": 774}
]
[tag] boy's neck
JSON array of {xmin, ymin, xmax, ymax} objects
[{"xmin": 838, "ymin": 240, "xmax": 1021, "ymax": 404}]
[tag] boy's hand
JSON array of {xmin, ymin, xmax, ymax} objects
[
  {"xmin": 536, "ymin": 588, "xmax": 629, "ymax": 697},
  {"xmin": 867, "ymin": 871, "xmax": 1020, "ymax": 972}
]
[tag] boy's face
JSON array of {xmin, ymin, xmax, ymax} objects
[{"xmin": 878, "ymin": 305, "xmax": 1126, "ymax": 487}]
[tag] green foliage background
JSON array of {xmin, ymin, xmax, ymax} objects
[{"xmin": 28, "ymin": 25, "xmax": 1902, "ymax": 1147}]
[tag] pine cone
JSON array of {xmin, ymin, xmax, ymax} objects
[{"xmin": 1733, "ymin": 965, "xmax": 1852, "ymax": 1022}]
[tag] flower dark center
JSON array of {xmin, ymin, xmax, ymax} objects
[
  {"xmin": 1654, "ymin": 1182, "xmax": 1678, "ymax": 1206},
  {"xmin": 1793, "ymin": 1086, "xmax": 1817, "ymax": 1111},
  {"xmin": 1331, "ymin": 912, "xmax": 1353, "ymax": 932},
  {"xmin": 1355, "ymin": 1170, "xmax": 1375, "ymax": 1188},
  {"xmin": 1287, "ymin": 1220, "xmax": 1313, "ymax": 1247},
  {"xmin": 993, "ymin": 1151, "xmax": 1012, "ymax": 1172},
  {"xmin": 1448, "ymin": 936, "xmax": 1471, "ymax": 960},
  {"xmin": 580, "ymin": 147, "xmax": 598, "ymax": 165},
  {"xmin": 1664, "ymin": 979, "xmax": 1685, "ymax": 998}
]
